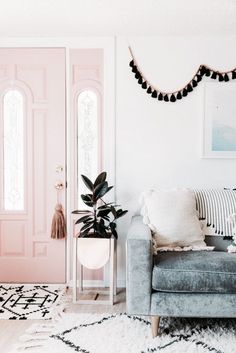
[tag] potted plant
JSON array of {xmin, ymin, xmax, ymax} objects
[{"xmin": 72, "ymin": 172, "xmax": 128, "ymax": 269}]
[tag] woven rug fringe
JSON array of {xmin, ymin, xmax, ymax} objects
[
  {"xmin": 12, "ymin": 325, "xmax": 54, "ymax": 352},
  {"xmin": 10, "ymin": 287, "xmax": 70, "ymax": 352},
  {"xmin": 49, "ymin": 286, "xmax": 70, "ymax": 321}
]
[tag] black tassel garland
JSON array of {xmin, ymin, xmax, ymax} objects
[
  {"xmin": 211, "ymin": 71, "xmax": 217, "ymax": 79},
  {"xmin": 158, "ymin": 93, "xmax": 163, "ymax": 101},
  {"xmin": 187, "ymin": 84, "xmax": 193, "ymax": 92},
  {"xmin": 151, "ymin": 90, "xmax": 158, "ymax": 98},
  {"xmin": 170, "ymin": 94, "xmax": 176, "ymax": 102},
  {"xmin": 138, "ymin": 77, "xmax": 143, "ymax": 84},
  {"xmin": 176, "ymin": 92, "xmax": 182, "ymax": 100},
  {"xmin": 224, "ymin": 73, "xmax": 229, "ymax": 82},
  {"xmin": 129, "ymin": 60, "xmax": 134, "ymax": 67},
  {"xmin": 129, "ymin": 53, "xmax": 236, "ymax": 103},
  {"xmin": 164, "ymin": 94, "xmax": 169, "ymax": 102},
  {"xmin": 142, "ymin": 81, "xmax": 147, "ymax": 89},
  {"xmin": 182, "ymin": 88, "xmax": 188, "ymax": 97}
]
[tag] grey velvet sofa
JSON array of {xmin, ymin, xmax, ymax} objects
[{"xmin": 126, "ymin": 215, "xmax": 236, "ymax": 337}]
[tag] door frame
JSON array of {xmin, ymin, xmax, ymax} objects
[{"xmin": 0, "ymin": 37, "xmax": 116, "ymax": 285}]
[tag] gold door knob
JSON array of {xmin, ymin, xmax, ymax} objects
[{"xmin": 54, "ymin": 181, "xmax": 64, "ymax": 190}]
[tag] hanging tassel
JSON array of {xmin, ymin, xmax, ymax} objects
[
  {"xmin": 200, "ymin": 66, "xmax": 206, "ymax": 75},
  {"xmin": 132, "ymin": 65, "xmax": 137, "ymax": 73},
  {"xmin": 147, "ymin": 86, "xmax": 152, "ymax": 94},
  {"xmin": 164, "ymin": 94, "xmax": 169, "ymax": 102},
  {"xmin": 151, "ymin": 90, "xmax": 157, "ymax": 98},
  {"xmin": 51, "ymin": 204, "xmax": 66, "ymax": 239},
  {"xmin": 211, "ymin": 71, "xmax": 217, "ymax": 79},
  {"xmin": 158, "ymin": 93, "xmax": 163, "ymax": 101},
  {"xmin": 129, "ymin": 60, "xmax": 134, "ymax": 67},
  {"xmin": 232, "ymin": 71, "xmax": 236, "ymax": 79},
  {"xmin": 176, "ymin": 91, "xmax": 182, "ymax": 100},
  {"xmin": 182, "ymin": 88, "xmax": 188, "ymax": 97},
  {"xmin": 170, "ymin": 94, "xmax": 176, "ymax": 102},
  {"xmin": 196, "ymin": 75, "xmax": 202, "ymax": 82},
  {"xmin": 142, "ymin": 81, "xmax": 147, "ymax": 89},
  {"xmin": 192, "ymin": 80, "xmax": 198, "ymax": 87},
  {"xmin": 224, "ymin": 73, "xmax": 229, "ymax": 82},
  {"xmin": 135, "ymin": 71, "xmax": 141, "ymax": 79},
  {"xmin": 205, "ymin": 69, "xmax": 211, "ymax": 77},
  {"xmin": 218, "ymin": 73, "xmax": 224, "ymax": 81},
  {"xmin": 187, "ymin": 84, "xmax": 193, "ymax": 92},
  {"xmin": 138, "ymin": 77, "xmax": 143, "ymax": 84}
]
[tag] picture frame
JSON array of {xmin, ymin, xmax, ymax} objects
[{"xmin": 203, "ymin": 82, "xmax": 236, "ymax": 158}]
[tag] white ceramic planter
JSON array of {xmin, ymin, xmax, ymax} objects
[{"xmin": 77, "ymin": 238, "xmax": 113, "ymax": 270}]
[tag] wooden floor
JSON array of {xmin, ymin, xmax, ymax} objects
[{"xmin": 0, "ymin": 288, "xmax": 126, "ymax": 353}]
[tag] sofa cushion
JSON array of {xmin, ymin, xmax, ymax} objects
[{"xmin": 152, "ymin": 251, "xmax": 236, "ymax": 293}]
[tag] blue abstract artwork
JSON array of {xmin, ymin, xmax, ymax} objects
[
  {"xmin": 212, "ymin": 121, "xmax": 236, "ymax": 151},
  {"xmin": 204, "ymin": 83, "xmax": 236, "ymax": 157}
]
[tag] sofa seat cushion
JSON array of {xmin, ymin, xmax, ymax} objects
[{"xmin": 152, "ymin": 251, "xmax": 236, "ymax": 293}]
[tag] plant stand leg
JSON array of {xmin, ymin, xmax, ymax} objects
[
  {"xmin": 109, "ymin": 239, "xmax": 114, "ymax": 305},
  {"xmin": 78, "ymin": 262, "xmax": 83, "ymax": 293},
  {"xmin": 151, "ymin": 316, "xmax": 160, "ymax": 338},
  {"xmin": 114, "ymin": 239, "xmax": 117, "ymax": 296},
  {"xmin": 73, "ymin": 237, "xmax": 77, "ymax": 303}
]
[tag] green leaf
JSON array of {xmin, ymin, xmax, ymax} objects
[
  {"xmin": 106, "ymin": 186, "xmax": 113, "ymax": 194},
  {"xmin": 75, "ymin": 215, "xmax": 93, "ymax": 224},
  {"xmin": 72, "ymin": 210, "xmax": 91, "ymax": 215},
  {"xmin": 97, "ymin": 209, "xmax": 110, "ymax": 218},
  {"xmin": 80, "ymin": 223, "xmax": 93, "ymax": 232},
  {"xmin": 94, "ymin": 181, "xmax": 108, "ymax": 199},
  {"xmin": 98, "ymin": 203, "xmax": 116, "ymax": 209},
  {"xmin": 110, "ymin": 223, "xmax": 118, "ymax": 239},
  {"xmin": 94, "ymin": 172, "xmax": 107, "ymax": 188},
  {"xmin": 116, "ymin": 209, "xmax": 128, "ymax": 219},
  {"xmin": 110, "ymin": 206, "xmax": 117, "ymax": 218},
  {"xmin": 79, "ymin": 229, "xmax": 90, "ymax": 238},
  {"xmin": 81, "ymin": 194, "xmax": 92, "ymax": 202},
  {"xmin": 102, "ymin": 216, "xmax": 110, "ymax": 221},
  {"xmin": 81, "ymin": 175, "xmax": 94, "ymax": 191},
  {"xmin": 81, "ymin": 194, "xmax": 94, "ymax": 207},
  {"xmin": 110, "ymin": 221, "xmax": 117, "ymax": 229}
]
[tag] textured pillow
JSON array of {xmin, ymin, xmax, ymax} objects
[{"xmin": 140, "ymin": 189, "xmax": 208, "ymax": 250}]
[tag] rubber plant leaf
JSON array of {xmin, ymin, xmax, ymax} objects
[
  {"xmin": 94, "ymin": 172, "xmax": 107, "ymax": 188},
  {"xmin": 81, "ymin": 175, "xmax": 94, "ymax": 191}
]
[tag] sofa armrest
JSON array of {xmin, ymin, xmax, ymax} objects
[{"xmin": 126, "ymin": 215, "xmax": 153, "ymax": 315}]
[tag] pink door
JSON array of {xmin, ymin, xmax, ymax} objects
[{"xmin": 0, "ymin": 48, "xmax": 66, "ymax": 283}]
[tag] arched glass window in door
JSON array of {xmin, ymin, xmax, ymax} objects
[
  {"xmin": 3, "ymin": 90, "xmax": 24, "ymax": 210},
  {"xmin": 77, "ymin": 90, "xmax": 100, "ymax": 209}
]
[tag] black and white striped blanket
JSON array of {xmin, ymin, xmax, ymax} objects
[{"xmin": 193, "ymin": 189, "xmax": 236, "ymax": 239}]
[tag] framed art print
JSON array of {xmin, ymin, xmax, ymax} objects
[{"xmin": 203, "ymin": 82, "xmax": 236, "ymax": 158}]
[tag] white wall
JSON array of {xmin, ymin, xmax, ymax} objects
[{"xmin": 115, "ymin": 36, "xmax": 236, "ymax": 285}]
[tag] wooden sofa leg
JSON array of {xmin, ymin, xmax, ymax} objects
[{"xmin": 151, "ymin": 316, "xmax": 160, "ymax": 338}]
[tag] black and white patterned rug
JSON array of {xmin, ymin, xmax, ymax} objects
[
  {"xmin": 0, "ymin": 285, "xmax": 66, "ymax": 320},
  {"xmin": 11, "ymin": 313, "xmax": 236, "ymax": 353}
]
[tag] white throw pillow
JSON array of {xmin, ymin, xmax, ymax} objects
[{"xmin": 140, "ymin": 189, "xmax": 208, "ymax": 249}]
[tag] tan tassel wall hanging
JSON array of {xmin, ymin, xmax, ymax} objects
[{"xmin": 51, "ymin": 181, "xmax": 66, "ymax": 239}]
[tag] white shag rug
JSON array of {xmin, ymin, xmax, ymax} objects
[
  {"xmin": 10, "ymin": 312, "xmax": 236, "ymax": 353},
  {"xmin": 0, "ymin": 285, "xmax": 67, "ymax": 320}
]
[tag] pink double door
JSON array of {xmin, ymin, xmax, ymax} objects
[{"xmin": 0, "ymin": 48, "xmax": 66, "ymax": 283}]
